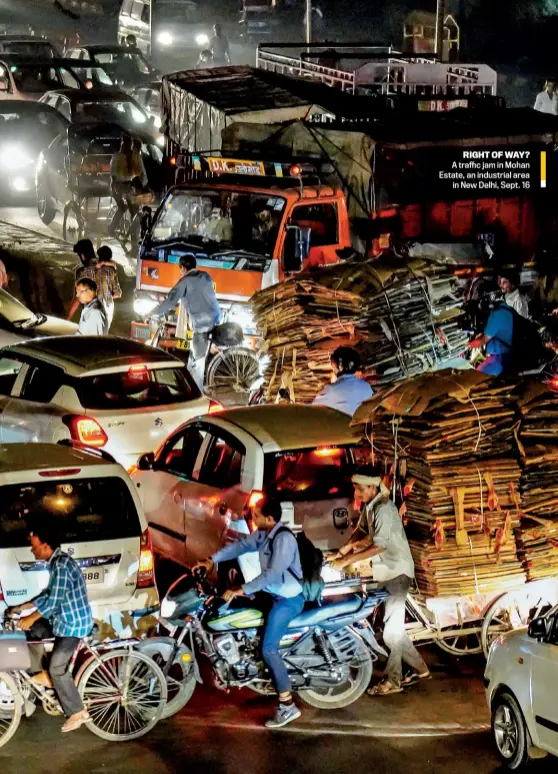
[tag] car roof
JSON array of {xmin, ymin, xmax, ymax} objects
[
  {"xmin": 43, "ymin": 88, "xmax": 130, "ymax": 101},
  {"xmin": 5, "ymin": 336, "xmax": 181, "ymax": 376},
  {"xmin": 0, "ymin": 443, "xmax": 113, "ymax": 473},
  {"xmin": 0, "ymin": 55, "xmax": 82, "ymax": 66},
  {"xmin": 0, "ymin": 99, "xmax": 66, "ymax": 116},
  {"xmin": 210, "ymin": 405, "xmax": 361, "ymax": 452}
]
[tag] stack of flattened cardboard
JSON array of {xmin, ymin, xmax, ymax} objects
[
  {"xmin": 252, "ymin": 257, "xmax": 469, "ymax": 403},
  {"xmin": 515, "ymin": 382, "xmax": 558, "ymax": 579},
  {"xmin": 352, "ymin": 371, "xmax": 526, "ymax": 597}
]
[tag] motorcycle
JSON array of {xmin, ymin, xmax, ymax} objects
[{"xmin": 136, "ymin": 568, "xmax": 388, "ymax": 719}]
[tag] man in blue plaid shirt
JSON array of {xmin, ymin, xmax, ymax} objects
[{"xmin": 13, "ymin": 522, "xmax": 94, "ymax": 733}]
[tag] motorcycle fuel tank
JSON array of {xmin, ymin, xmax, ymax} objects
[{"xmin": 207, "ymin": 607, "xmax": 264, "ymax": 632}]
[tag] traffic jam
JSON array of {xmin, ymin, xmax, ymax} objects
[{"xmin": 0, "ymin": 0, "xmax": 558, "ymax": 771}]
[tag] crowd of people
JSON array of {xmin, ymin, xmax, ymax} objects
[{"xmin": 69, "ymin": 238, "xmax": 121, "ymax": 336}]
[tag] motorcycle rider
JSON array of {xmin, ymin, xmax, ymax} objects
[
  {"xmin": 150, "ymin": 254, "xmax": 220, "ymax": 390},
  {"xmin": 330, "ymin": 465, "xmax": 430, "ymax": 696},
  {"xmin": 196, "ymin": 496, "xmax": 304, "ymax": 728}
]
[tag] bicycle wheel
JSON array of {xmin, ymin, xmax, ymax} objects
[
  {"xmin": 63, "ymin": 201, "xmax": 84, "ymax": 243},
  {"xmin": 78, "ymin": 648, "xmax": 167, "ymax": 741},
  {"xmin": 0, "ymin": 672, "xmax": 22, "ymax": 749},
  {"xmin": 205, "ymin": 347, "xmax": 261, "ymax": 406}
]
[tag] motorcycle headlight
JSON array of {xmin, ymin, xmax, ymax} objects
[
  {"xmin": 160, "ymin": 597, "xmax": 177, "ymax": 618},
  {"xmin": 196, "ymin": 33, "xmax": 210, "ymax": 47},
  {"xmin": 134, "ymin": 297, "xmax": 159, "ymax": 316},
  {"xmin": 157, "ymin": 31, "xmax": 173, "ymax": 46},
  {"xmin": 0, "ymin": 144, "xmax": 33, "ymax": 171}
]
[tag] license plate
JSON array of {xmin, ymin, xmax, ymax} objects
[{"xmin": 82, "ymin": 569, "xmax": 104, "ymax": 585}]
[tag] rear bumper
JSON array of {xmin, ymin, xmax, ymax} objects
[{"xmin": 91, "ymin": 586, "xmax": 160, "ymax": 639}]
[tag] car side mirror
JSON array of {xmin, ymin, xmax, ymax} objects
[
  {"xmin": 137, "ymin": 451, "xmax": 155, "ymax": 471},
  {"xmin": 283, "ymin": 225, "xmax": 310, "ymax": 273},
  {"xmin": 528, "ymin": 617, "xmax": 547, "ymax": 642}
]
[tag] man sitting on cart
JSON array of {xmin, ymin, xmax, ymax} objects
[{"xmin": 330, "ymin": 465, "xmax": 430, "ymax": 696}]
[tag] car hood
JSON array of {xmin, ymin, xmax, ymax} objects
[{"xmin": 0, "ymin": 288, "xmax": 78, "ymax": 336}]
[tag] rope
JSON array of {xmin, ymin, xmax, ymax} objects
[
  {"xmin": 451, "ymin": 377, "xmax": 486, "ymax": 453},
  {"xmin": 468, "ymin": 535, "xmax": 480, "ymax": 595}
]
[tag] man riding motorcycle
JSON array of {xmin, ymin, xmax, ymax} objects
[{"xmin": 196, "ymin": 495, "xmax": 304, "ymax": 728}]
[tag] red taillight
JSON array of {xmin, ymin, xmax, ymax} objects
[
  {"xmin": 208, "ymin": 400, "xmax": 224, "ymax": 414},
  {"xmin": 129, "ymin": 363, "xmax": 148, "ymax": 374},
  {"xmin": 39, "ymin": 468, "xmax": 81, "ymax": 477},
  {"xmin": 138, "ymin": 529, "xmax": 155, "ymax": 588},
  {"xmin": 63, "ymin": 415, "xmax": 108, "ymax": 448},
  {"xmin": 313, "ymin": 447, "xmax": 342, "ymax": 458},
  {"xmin": 290, "ymin": 164, "xmax": 302, "ymax": 177}
]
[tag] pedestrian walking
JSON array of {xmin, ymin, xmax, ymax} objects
[
  {"xmin": 209, "ymin": 23, "xmax": 231, "ymax": 66},
  {"xmin": 68, "ymin": 238, "xmax": 97, "ymax": 321},
  {"xmin": 534, "ymin": 79, "xmax": 558, "ymax": 115},
  {"xmin": 96, "ymin": 245, "xmax": 122, "ymax": 330}
]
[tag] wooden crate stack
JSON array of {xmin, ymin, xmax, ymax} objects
[{"xmin": 352, "ymin": 371, "xmax": 526, "ymax": 597}]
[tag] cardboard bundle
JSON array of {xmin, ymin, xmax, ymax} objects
[
  {"xmin": 252, "ymin": 256, "xmax": 468, "ymax": 403},
  {"xmin": 353, "ymin": 370, "xmax": 525, "ymax": 596},
  {"xmin": 515, "ymin": 519, "xmax": 558, "ymax": 581}
]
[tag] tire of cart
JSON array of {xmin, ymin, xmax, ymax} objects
[
  {"xmin": 205, "ymin": 347, "xmax": 261, "ymax": 407},
  {"xmin": 435, "ymin": 628, "xmax": 483, "ymax": 657}
]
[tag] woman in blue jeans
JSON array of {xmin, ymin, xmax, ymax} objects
[{"xmin": 197, "ymin": 497, "xmax": 304, "ymax": 729}]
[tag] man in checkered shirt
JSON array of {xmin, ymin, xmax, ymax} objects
[{"xmin": 13, "ymin": 521, "xmax": 94, "ymax": 733}]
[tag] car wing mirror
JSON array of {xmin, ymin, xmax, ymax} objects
[
  {"xmin": 528, "ymin": 616, "xmax": 547, "ymax": 641},
  {"xmin": 137, "ymin": 451, "xmax": 155, "ymax": 471}
]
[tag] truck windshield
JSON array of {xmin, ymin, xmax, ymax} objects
[{"xmin": 151, "ymin": 188, "xmax": 286, "ymax": 256}]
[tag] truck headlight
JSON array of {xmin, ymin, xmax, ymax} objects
[
  {"xmin": 196, "ymin": 33, "xmax": 209, "ymax": 46},
  {"xmin": 157, "ymin": 31, "xmax": 173, "ymax": 46},
  {"xmin": 134, "ymin": 297, "xmax": 159, "ymax": 316}
]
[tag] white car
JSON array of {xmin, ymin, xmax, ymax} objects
[
  {"xmin": 485, "ymin": 608, "xmax": 558, "ymax": 768},
  {"xmin": 0, "ymin": 442, "xmax": 158, "ymax": 637},
  {"xmin": 131, "ymin": 404, "xmax": 361, "ymax": 574},
  {"xmin": 0, "ymin": 288, "xmax": 77, "ymax": 347},
  {"xmin": 0, "ymin": 335, "xmax": 212, "ymax": 469}
]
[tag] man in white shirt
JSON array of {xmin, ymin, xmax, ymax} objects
[
  {"xmin": 75, "ymin": 278, "xmax": 109, "ymax": 336},
  {"xmin": 497, "ymin": 270, "xmax": 529, "ymax": 319},
  {"xmin": 534, "ymin": 80, "xmax": 558, "ymax": 115}
]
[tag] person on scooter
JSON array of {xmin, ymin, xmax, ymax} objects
[
  {"xmin": 329, "ymin": 465, "xmax": 430, "ymax": 696},
  {"xmin": 10, "ymin": 521, "xmax": 93, "ymax": 733},
  {"xmin": 312, "ymin": 346, "xmax": 373, "ymax": 416},
  {"xmin": 196, "ymin": 496, "xmax": 304, "ymax": 728},
  {"xmin": 150, "ymin": 254, "xmax": 220, "ymax": 390}
]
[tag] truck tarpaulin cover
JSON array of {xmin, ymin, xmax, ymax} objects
[{"xmin": 222, "ymin": 120, "xmax": 374, "ymax": 220}]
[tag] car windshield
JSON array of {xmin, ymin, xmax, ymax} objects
[
  {"xmin": 264, "ymin": 447, "xmax": 354, "ymax": 502},
  {"xmin": 11, "ymin": 64, "xmax": 80, "ymax": 91},
  {"xmin": 151, "ymin": 188, "xmax": 286, "ymax": 256},
  {"xmin": 0, "ymin": 477, "xmax": 140, "ymax": 548},
  {"xmin": 75, "ymin": 99, "xmax": 148, "ymax": 126},
  {"xmin": 157, "ymin": 0, "xmax": 201, "ymax": 22},
  {"xmin": 94, "ymin": 50, "xmax": 152, "ymax": 76},
  {"xmin": 74, "ymin": 364, "xmax": 200, "ymax": 409},
  {"xmin": 72, "ymin": 65, "xmax": 114, "ymax": 86},
  {"xmin": 1, "ymin": 42, "xmax": 58, "ymax": 57}
]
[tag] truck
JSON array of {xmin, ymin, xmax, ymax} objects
[{"xmin": 132, "ymin": 65, "xmax": 558, "ymax": 362}]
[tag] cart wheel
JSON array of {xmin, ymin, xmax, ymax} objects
[
  {"xmin": 205, "ymin": 347, "xmax": 261, "ymax": 407},
  {"xmin": 37, "ymin": 180, "xmax": 56, "ymax": 225},
  {"xmin": 63, "ymin": 201, "xmax": 84, "ymax": 242},
  {"xmin": 481, "ymin": 584, "xmax": 557, "ymax": 658},
  {"xmin": 435, "ymin": 631, "xmax": 483, "ymax": 656}
]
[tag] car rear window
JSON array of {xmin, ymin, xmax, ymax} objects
[
  {"xmin": 0, "ymin": 477, "xmax": 141, "ymax": 548},
  {"xmin": 264, "ymin": 447, "xmax": 353, "ymax": 502},
  {"xmin": 74, "ymin": 365, "xmax": 200, "ymax": 409}
]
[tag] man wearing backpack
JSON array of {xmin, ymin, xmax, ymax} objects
[{"xmin": 196, "ymin": 496, "xmax": 304, "ymax": 728}]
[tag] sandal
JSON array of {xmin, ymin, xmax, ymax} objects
[
  {"xmin": 402, "ymin": 671, "xmax": 432, "ymax": 686},
  {"xmin": 367, "ymin": 680, "xmax": 403, "ymax": 696},
  {"xmin": 61, "ymin": 711, "xmax": 91, "ymax": 733}
]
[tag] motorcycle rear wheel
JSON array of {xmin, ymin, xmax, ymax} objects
[{"xmin": 298, "ymin": 638, "xmax": 373, "ymax": 710}]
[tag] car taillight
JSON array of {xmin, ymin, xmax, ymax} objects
[
  {"xmin": 39, "ymin": 468, "xmax": 81, "ymax": 477},
  {"xmin": 138, "ymin": 529, "xmax": 155, "ymax": 588},
  {"xmin": 208, "ymin": 400, "xmax": 224, "ymax": 414},
  {"xmin": 63, "ymin": 415, "xmax": 108, "ymax": 448}
]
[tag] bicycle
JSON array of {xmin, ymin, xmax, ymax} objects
[
  {"xmin": 0, "ymin": 614, "xmax": 167, "ymax": 749},
  {"xmin": 107, "ymin": 193, "xmax": 155, "ymax": 257}
]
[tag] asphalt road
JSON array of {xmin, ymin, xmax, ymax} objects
[{"xmin": 6, "ymin": 651, "xmax": 555, "ymax": 774}]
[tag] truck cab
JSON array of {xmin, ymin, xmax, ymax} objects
[{"xmin": 132, "ymin": 158, "xmax": 351, "ymax": 341}]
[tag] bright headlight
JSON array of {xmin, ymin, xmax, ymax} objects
[
  {"xmin": 134, "ymin": 297, "xmax": 159, "ymax": 316},
  {"xmin": 196, "ymin": 33, "xmax": 209, "ymax": 46},
  {"xmin": 0, "ymin": 144, "xmax": 33, "ymax": 171},
  {"xmin": 160, "ymin": 598, "xmax": 177, "ymax": 618},
  {"xmin": 157, "ymin": 31, "xmax": 173, "ymax": 46}
]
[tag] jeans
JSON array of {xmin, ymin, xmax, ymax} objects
[
  {"xmin": 381, "ymin": 575, "xmax": 428, "ymax": 688},
  {"xmin": 262, "ymin": 594, "xmax": 304, "ymax": 694},
  {"xmin": 50, "ymin": 637, "xmax": 84, "ymax": 717},
  {"xmin": 189, "ymin": 330, "xmax": 211, "ymax": 391}
]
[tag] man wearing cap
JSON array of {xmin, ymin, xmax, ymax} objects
[{"xmin": 330, "ymin": 464, "xmax": 429, "ymax": 695}]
